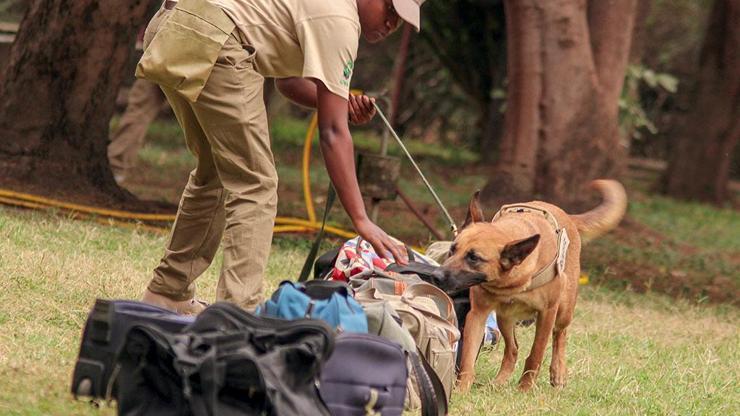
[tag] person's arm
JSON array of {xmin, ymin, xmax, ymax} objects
[
  {"xmin": 310, "ymin": 78, "xmax": 406, "ymax": 264},
  {"xmin": 275, "ymin": 77, "xmax": 317, "ymax": 108},
  {"xmin": 276, "ymin": 77, "xmax": 377, "ymax": 124}
]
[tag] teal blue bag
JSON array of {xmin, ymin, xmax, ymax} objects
[{"xmin": 259, "ymin": 280, "xmax": 368, "ymax": 333}]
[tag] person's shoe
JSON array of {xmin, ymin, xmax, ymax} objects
[{"xmin": 141, "ymin": 289, "xmax": 208, "ymax": 315}]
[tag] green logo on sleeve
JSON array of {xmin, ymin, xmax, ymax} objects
[
  {"xmin": 341, "ymin": 59, "xmax": 354, "ymax": 86},
  {"xmin": 343, "ymin": 59, "xmax": 354, "ymax": 79}
]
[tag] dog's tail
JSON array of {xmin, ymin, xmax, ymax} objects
[{"xmin": 571, "ymin": 180, "xmax": 627, "ymax": 243}]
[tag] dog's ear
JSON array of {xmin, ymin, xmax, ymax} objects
[
  {"xmin": 462, "ymin": 190, "xmax": 485, "ymax": 229},
  {"xmin": 500, "ymin": 234, "xmax": 540, "ymax": 271}
]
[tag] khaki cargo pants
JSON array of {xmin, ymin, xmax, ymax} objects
[{"xmin": 139, "ymin": 0, "xmax": 277, "ymax": 310}]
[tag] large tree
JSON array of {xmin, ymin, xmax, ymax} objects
[
  {"xmin": 0, "ymin": 0, "xmax": 159, "ymax": 205},
  {"xmin": 482, "ymin": 0, "xmax": 638, "ymax": 207},
  {"xmin": 661, "ymin": 0, "xmax": 739, "ymax": 205}
]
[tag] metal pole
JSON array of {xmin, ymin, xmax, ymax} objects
[{"xmin": 396, "ymin": 186, "xmax": 445, "ymax": 241}]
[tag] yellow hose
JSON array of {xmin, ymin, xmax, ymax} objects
[
  {"xmin": 0, "ymin": 194, "xmax": 171, "ymax": 234},
  {"xmin": 302, "ymin": 112, "xmax": 319, "ymax": 223},
  {"xmin": 275, "ymin": 217, "xmax": 356, "ymax": 239},
  {"xmin": 0, "ymin": 194, "xmax": 48, "ymax": 211},
  {"xmin": 0, "ymin": 112, "xmax": 359, "ymax": 241},
  {"xmin": 273, "ymin": 225, "xmax": 311, "ymax": 234},
  {"xmin": 0, "ymin": 188, "xmax": 175, "ymax": 221}
]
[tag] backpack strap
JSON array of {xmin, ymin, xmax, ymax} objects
[
  {"xmin": 419, "ymin": 351, "xmax": 449, "ymax": 416},
  {"xmin": 299, "ymin": 184, "xmax": 336, "ymax": 282},
  {"xmin": 408, "ymin": 351, "xmax": 448, "ymax": 416}
]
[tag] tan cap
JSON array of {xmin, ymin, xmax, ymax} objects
[{"xmin": 393, "ymin": 0, "xmax": 425, "ymax": 32}]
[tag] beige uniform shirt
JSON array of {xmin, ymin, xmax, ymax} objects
[{"xmin": 211, "ymin": 0, "xmax": 360, "ymax": 98}]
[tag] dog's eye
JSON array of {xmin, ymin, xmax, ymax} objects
[{"xmin": 465, "ymin": 250, "xmax": 483, "ymax": 263}]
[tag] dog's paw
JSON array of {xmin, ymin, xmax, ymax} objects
[
  {"xmin": 456, "ymin": 373, "xmax": 474, "ymax": 394},
  {"xmin": 517, "ymin": 379, "xmax": 535, "ymax": 392},
  {"xmin": 492, "ymin": 375, "xmax": 509, "ymax": 386},
  {"xmin": 493, "ymin": 369, "xmax": 513, "ymax": 385},
  {"xmin": 517, "ymin": 372, "xmax": 537, "ymax": 392},
  {"xmin": 550, "ymin": 372, "xmax": 566, "ymax": 388}
]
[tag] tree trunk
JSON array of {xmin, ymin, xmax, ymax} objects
[
  {"xmin": 628, "ymin": 0, "xmax": 651, "ymax": 64},
  {"xmin": 478, "ymin": 96, "xmax": 505, "ymax": 164},
  {"xmin": 0, "ymin": 0, "xmax": 159, "ymax": 205},
  {"xmin": 483, "ymin": 0, "xmax": 636, "ymax": 208},
  {"xmin": 662, "ymin": 0, "xmax": 740, "ymax": 205}
]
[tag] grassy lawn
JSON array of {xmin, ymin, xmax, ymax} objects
[
  {"xmin": 582, "ymin": 188, "xmax": 740, "ymax": 305},
  {"xmin": 0, "ymin": 113, "xmax": 738, "ymax": 414},
  {"xmin": 123, "ymin": 113, "xmax": 485, "ymax": 244},
  {"xmin": 0, "ymin": 205, "xmax": 738, "ymax": 415},
  {"xmin": 128, "ymin": 114, "xmax": 740, "ymax": 304}
]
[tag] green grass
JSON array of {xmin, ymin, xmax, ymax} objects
[
  {"xmin": 125, "ymin": 116, "xmax": 739, "ymax": 302},
  {"xmin": 3, "ymin": 113, "xmax": 734, "ymax": 414},
  {"xmin": 123, "ymin": 114, "xmax": 484, "ymax": 242},
  {"xmin": 582, "ymin": 188, "xmax": 739, "ymax": 305},
  {"xmin": 0, "ymin": 206, "xmax": 738, "ymax": 415},
  {"xmin": 629, "ymin": 193, "xmax": 740, "ymax": 251},
  {"xmin": 269, "ymin": 114, "xmax": 480, "ymax": 166}
]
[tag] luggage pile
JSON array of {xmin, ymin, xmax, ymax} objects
[{"xmin": 71, "ymin": 236, "xmax": 485, "ymax": 416}]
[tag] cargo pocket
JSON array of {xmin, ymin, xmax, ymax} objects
[
  {"xmin": 424, "ymin": 337, "xmax": 455, "ymax": 399},
  {"xmin": 135, "ymin": 0, "xmax": 235, "ymax": 102},
  {"xmin": 219, "ymin": 41, "xmax": 256, "ymax": 71}
]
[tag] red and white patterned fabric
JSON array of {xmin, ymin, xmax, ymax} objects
[{"xmin": 330, "ymin": 236, "xmax": 438, "ymax": 282}]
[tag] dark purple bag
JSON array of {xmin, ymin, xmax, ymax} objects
[
  {"xmin": 319, "ymin": 333, "xmax": 407, "ymax": 416},
  {"xmin": 319, "ymin": 333, "xmax": 446, "ymax": 416}
]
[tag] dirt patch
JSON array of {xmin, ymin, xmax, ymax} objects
[
  {"xmin": 582, "ymin": 216, "xmax": 739, "ymax": 306},
  {"xmin": 0, "ymin": 173, "xmax": 177, "ymax": 217}
]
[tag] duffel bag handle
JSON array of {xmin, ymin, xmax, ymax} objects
[
  {"xmin": 303, "ymin": 279, "xmax": 352, "ymax": 299},
  {"xmin": 402, "ymin": 283, "xmax": 458, "ymax": 327}
]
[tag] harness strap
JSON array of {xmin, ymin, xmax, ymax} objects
[{"xmin": 492, "ymin": 204, "xmax": 570, "ymax": 291}]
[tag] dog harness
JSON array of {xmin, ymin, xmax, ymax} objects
[{"xmin": 492, "ymin": 204, "xmax": 570, "ymax": 292}]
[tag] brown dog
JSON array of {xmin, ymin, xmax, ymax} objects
[{"xmin": 444, "ymin": 180, "xmax": 627, "ymax": 392}]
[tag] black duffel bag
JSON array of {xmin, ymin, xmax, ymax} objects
[
  {"xmin": 71, "ymin": 299, "xmax": 195, "ymax": 400},
  {"xmin": 74, "ymin": 301, "xmax": 334, "ymax": 416}
]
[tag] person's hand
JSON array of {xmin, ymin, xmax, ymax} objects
[
  {"xmin": 354, "ymin": 218, "xmax": 408, "ymax": 265},
  {"xmin": 348, "ymin": 94, "xmax": 376, "ymax": 125}
]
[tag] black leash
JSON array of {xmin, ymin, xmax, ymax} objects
[{"xmin": 298, "ymin": 184, "xmax": 336, "ymax": 282}]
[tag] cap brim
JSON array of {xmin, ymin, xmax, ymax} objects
[{"xmin": 393, "ymin": 0, "xmax": 420, "ymax": 32}]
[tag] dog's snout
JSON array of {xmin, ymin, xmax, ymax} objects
[{"xmin": 438, "ymin": 267, "xmax": 487, "ymax": 296}]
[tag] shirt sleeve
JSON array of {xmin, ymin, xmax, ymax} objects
[{"xmin": 295, "ymin": 16, "xmax": 360, "ymax": 99}]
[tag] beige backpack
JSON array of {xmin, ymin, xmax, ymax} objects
[{"xmin": 354, "ymin": 277, "xmax": 459, "ymax": 401}]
